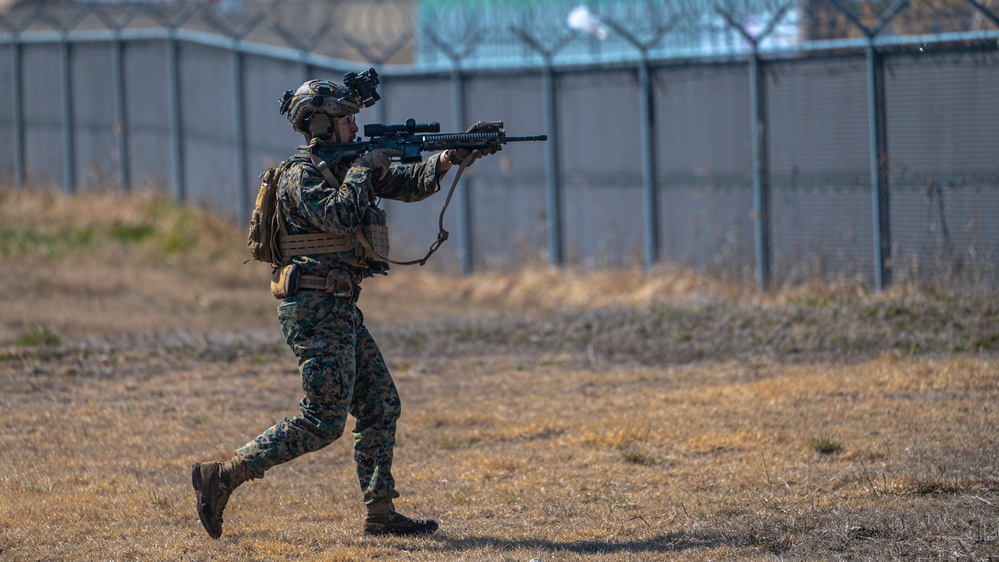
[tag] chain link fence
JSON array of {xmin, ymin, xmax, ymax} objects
[{"xmin": 1, "ymin": 0, "xmax": 997, "ymax": 290}]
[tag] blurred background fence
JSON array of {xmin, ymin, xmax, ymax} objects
[{"xmin": 0, "ymin": 0, "xmax": 997, "ymax": 290}]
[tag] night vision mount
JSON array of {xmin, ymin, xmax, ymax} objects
[
  {"xmin": 278, "ymin": 67, "xmax": 381, "ymax": 118},
  {"xmin": 342, "ymin": 67, "xmax": 380, "ymax": 108}
]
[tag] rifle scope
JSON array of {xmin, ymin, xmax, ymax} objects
[{"xmin": 365, "ymin": 118, "xmax": 440, "ymax": 137}]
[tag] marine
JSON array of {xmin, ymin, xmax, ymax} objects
[{"xmin": 191, "ymin": 73, "xmax": 499, "ymax": 539}]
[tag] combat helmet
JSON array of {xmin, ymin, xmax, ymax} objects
[{"xmin": 279, "ymin": 79, "xmax": 361, "ymax": 142}]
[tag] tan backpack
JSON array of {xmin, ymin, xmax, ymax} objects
[{"xmin": 247, "ymin": 161, "xmax": 290, "ymax": 267}]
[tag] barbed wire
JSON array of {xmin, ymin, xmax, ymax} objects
[{"xmin": 0, "ymin": 0, "xmax": 997, "ymax": 67}]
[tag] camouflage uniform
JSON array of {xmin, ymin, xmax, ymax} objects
[{"xmin": 233, "ymin": 150, "xmax": 442, "ymax": 505}]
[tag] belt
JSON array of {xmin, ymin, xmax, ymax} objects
[
  {"xmin": 298, "ymin": 272, "xmax": 360, "ymax": 302},
  {"xmin": 298, "ymin": 275, "xmax": 329, "ymax": 291}
]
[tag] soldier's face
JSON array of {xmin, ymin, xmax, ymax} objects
[{"xmin": 337, "ymin": 114, "xmax": 359, "ymax": 142}]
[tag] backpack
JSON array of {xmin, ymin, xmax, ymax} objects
[{"xmin": 247, "ymin": 161, "xmax": 290, "ymax": 267}]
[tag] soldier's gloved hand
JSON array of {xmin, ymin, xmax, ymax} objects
[
  {"xmin": 444, "ymin": 121, "xmax": 504, "ymax": 167},
  {"xmin": 354, "ymin": 149, "xmax": 403, "ymax": 180}
]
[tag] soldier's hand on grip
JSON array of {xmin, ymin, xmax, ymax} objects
[
  {"xmin": 444, "ymin": 121, "xmax": 504, "ymax": 166},
  {"xmin": 355, "ymin": 149, "xmax": 403, "ymax": 180}
]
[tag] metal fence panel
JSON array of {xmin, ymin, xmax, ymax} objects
[
  {"xmin": 767, "ymin": 56, "xmax": 870, "ymax": 178},
  {"xmin": 655, "ymin": 63, "xmax": 754, "ymax": 274},
  {"xmin": 471, "ymin": 178, "xmax": 550, "ymax": 269},
  {"xmin": 658, "ymin": 63, "xmax": 752, "ymax": 177},
  {"xmin": 554, "ymin": 69, "xmax": 644, "ymax": 267},
  {"xmin": 22, "ymin": 43, "xmax": 64, "ymax": 188},
  {"xmin": 180, "ymin": 42, "xmax": 238, "ymax": 215},
  {"xmin": 766, "ymin": 55, "xmax": 873, "ymax": 284},
  {"xmin": 72, "ymin": 42, "xmax": 117, "ymax": 192},
  {"xmin": 465, "ymin": 73, "xmax": 548, "ymax": 180},
  {"xmin": 658, "ymin": 185, "xmax": 754, "ymax": 276},
  {"xmin": 124, "ymin": 39, "xmax": 173, "ymax": 192},
  {"xmin": 557, "ymin": 69, "xmax": 640, "ymax": 176},
  {"xmin": 244, "ymin": 54, "xmax": 309, "ymax": 166},
  {"xmin": 465, "ymin": 73, "xmax": 548, "ymax": 270},
  {"xmin": 886, "ymin": 45, "xmax": 999, "ymax": 288}
]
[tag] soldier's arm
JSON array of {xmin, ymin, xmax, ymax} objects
[
  {"xmin": 282, "ymin": 161, "xmax": 370, "ymax": 236},
  {"xmin": 370, "ymin": 154, "xmax": 446, "ymax": 203}
]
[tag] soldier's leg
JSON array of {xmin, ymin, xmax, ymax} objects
[
  {"xmin": 234, "ymin": 355, "xmax": 354, "ymax": 476},
  {"xmin": 235, "ymin": 295, "xmax": 359, "ymax": 478},
  {"xmin": 351, "ymin": 322, "xmax": 438, "ymax": 536},
  {"xmin": 350, "ymin": 323, "xmax": 401, "ymax": 505},
  {"xmin": 193, "ymin": 295, "xmax": 360, "ymax": 538}
]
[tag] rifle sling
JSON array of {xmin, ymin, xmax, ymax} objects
[
  {"xmin": 355, "ymin": 151, "xmax": 473, "ymax": 267},
  {"xmin": 310, "ymin": 149, "xmax": 342, "ymax": 190}
]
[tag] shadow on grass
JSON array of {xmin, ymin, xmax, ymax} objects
[{"xmin": 427, "ymin": 531, "xmax": 745, "ymax": 555}]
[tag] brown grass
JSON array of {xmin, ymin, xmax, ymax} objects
[{"xmin": 1, "ymin": 187, "xmax": 997, "ymax": 561}]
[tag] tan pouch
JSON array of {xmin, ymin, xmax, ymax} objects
[
  {"xmin": 360, "ymin": 205, "xmax": 390, "ymax": 261},
  {"xmin": 325, "ymin": 269, "xmax": 354, "ymax": 299},
  {"xmin": 270, "ymin": 264, "xmax": 300, "ymax": 300}
]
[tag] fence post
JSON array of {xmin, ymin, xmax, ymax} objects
[
  {"xmin": 421, "ymin": 26, "xmax": 485, "ymax": 274},
  {"xmin": 450, "ymin": 68, "xmax": 474, "ymax": 275},
  {"xmin": 866, "ymin": 40, "xmax": 890, "ymax": 290},
  {"xmin": 60, "ymin": 32, "xmax": 76, "ymax": 193},
  {"xmin": 602, "ymin": 13, "xmax": 680, "ymax": 272},
  {"xmin": 202, "ymin": 10, "xmax": 265, "ymax": 221},
  {"xmin": 511, "ymin": 25, "xmax": 573, "ymax": 267},
  {"xmin": 830, "ymin": 0, "xmax": 906, "ymax": 291},
  {"xmin": 99, "ymin": 6, "xmax": 139, "ymax": 195},
  {"xmin": 717, "ymin": 5, "xmax": 794, "ymax": 290},
  {"xmin": 749, "ymin": 48, "xmax": 770, "ymax": 291},
  {"xmin": 299, "ymin": 54, "xmax": 310, "ymax": 84},
  {"xmin": 637, "ymin": 58, "xmax": 659, "ymax": 272},
  {"xmin": 167, "ymin": 28, "xmax": 185, "ymax": 203},
  {"xmin": 111, "ymin": 30, "xmax": 129, "ymax": 195},
  {"xmin": 231, "ymin": 42, "xmax": 248, "ymax": 222},
  {"xmin": 541, "ymin": 63, "xmax": 563, "ymax": 266},
  {"xmin": 11, "ymin": 34, "xmax": 24, "ymax": 188}
]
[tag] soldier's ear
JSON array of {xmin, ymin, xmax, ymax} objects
[{"xmin": 308, "ymin": 114, "xmax": 334, "ymax": 140}]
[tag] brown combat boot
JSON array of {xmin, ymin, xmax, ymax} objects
[
  {"xmin": 363, "ymin": 498, "xmax": 439, "ymax": 536},
  {"xmin": 191, "ymin": 458, "xmax": 254, "ymax": 539}
]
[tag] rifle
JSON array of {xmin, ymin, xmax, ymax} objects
[
  {"xmin": 313, "ymin": 118, "xmax": 547, "ymax": 163},
  {"xmin": 311, "ymin": 118, "xmax": 547, "ymax": 267}
]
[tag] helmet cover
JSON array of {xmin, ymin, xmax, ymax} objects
[{"xmin": 279, "ymin": 79, "xmax": 361, "ymax": 139}]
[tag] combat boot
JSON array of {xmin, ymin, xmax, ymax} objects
[
  {"xmin": 191, "ymin": 458, "xmax": 254, "ymax": 539},
  {"xmin": 363, "ymin": 498, "xmax": 439, "ymax": 536}
]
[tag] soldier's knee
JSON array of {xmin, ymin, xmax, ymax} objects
[
  {"xmin": 309, "ymin": 419, "xmax": 345, "ymax": 444},
  {"xmin": 383, "ymin": 396, "xmax": 401, "ymax": 425},
  {"xmin": 301, "ymin": 406, "xmax": 348, "ymax": 444},
  {"xmin": 317, "ymin": 428, "xmax": 343, "ymax": 444},
  {"xmin": 375, "ymin": 383, "xmax": 400, "ymax": 415}
]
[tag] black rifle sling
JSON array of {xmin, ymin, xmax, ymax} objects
[{"xmin": 354, "ymin": 151, "xmax": 474, "ymax": 267}]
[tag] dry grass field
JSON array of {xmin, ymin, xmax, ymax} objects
[{"xmin": 1, "ymin": 187, "xmax": 997, "ymax": 561}]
